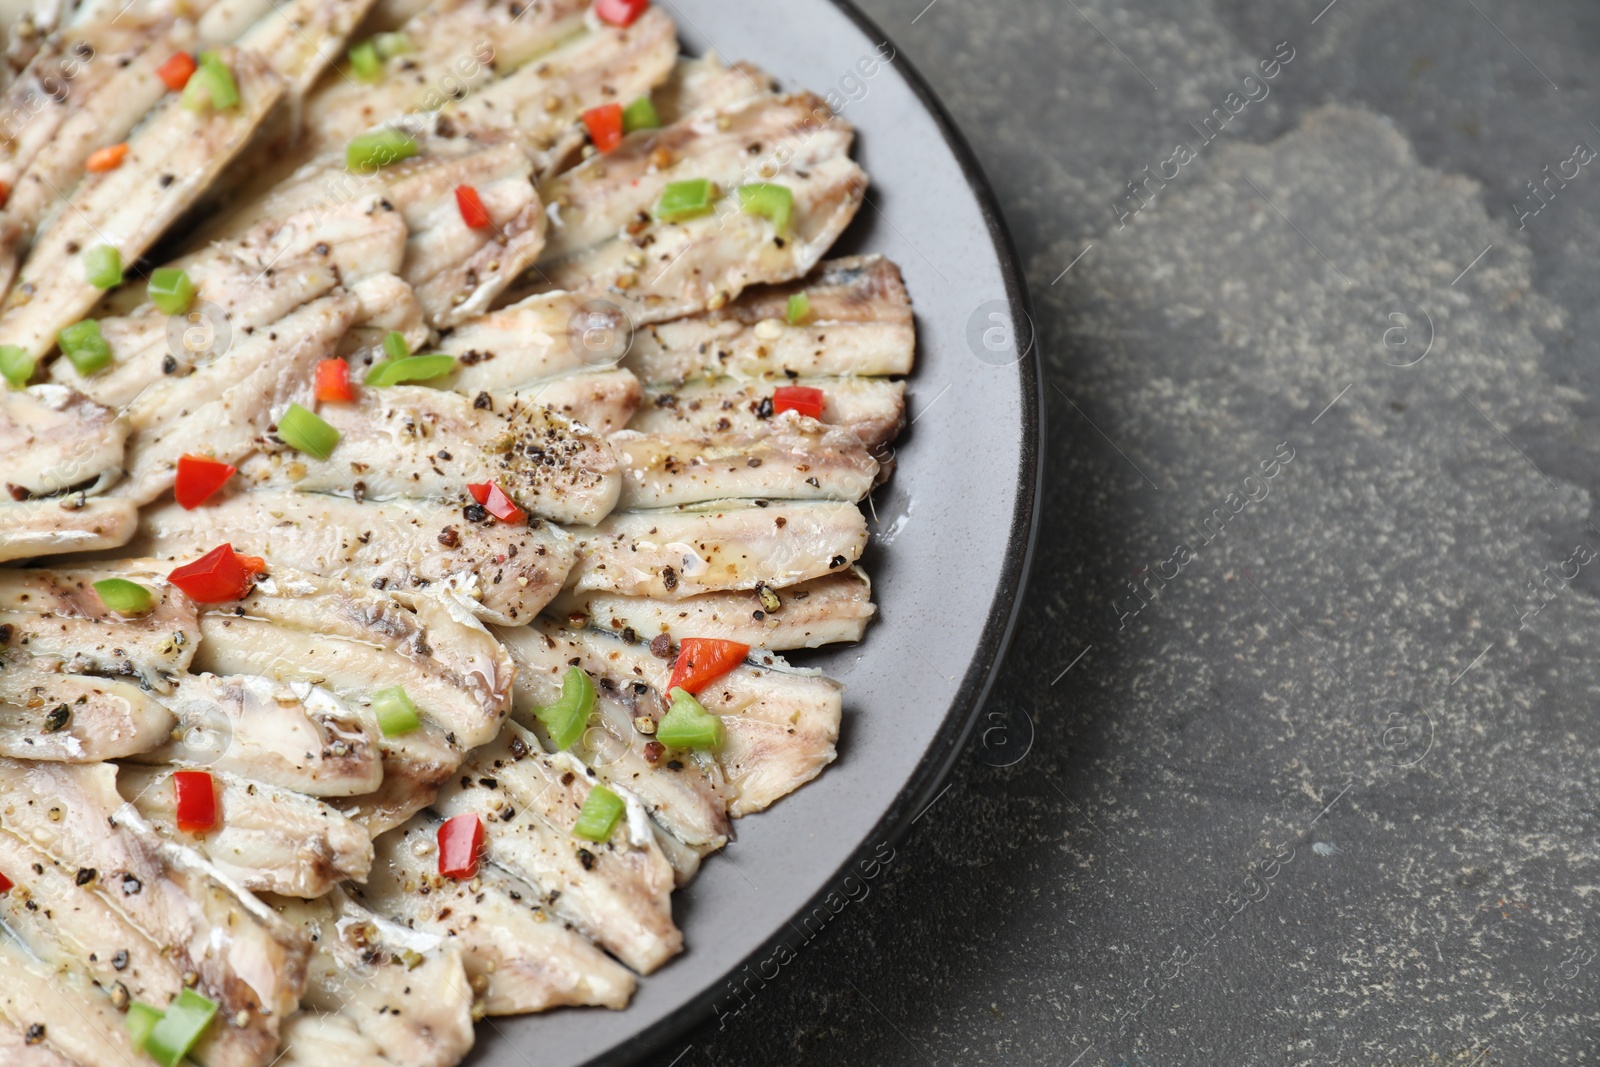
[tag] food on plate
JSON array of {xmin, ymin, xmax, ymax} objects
[{"xmin": 0, "ymin": 1, "xmax": 914, "ymax": 1063}]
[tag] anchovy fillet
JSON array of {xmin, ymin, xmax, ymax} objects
[
  {"xmin": 352, "ymin": 816, "xmax": 636, "ymax": 1013},
  {"xmin": 126, "ymin": 490, "xmax": 576, "ymax": 624},
  {"xmin": 550, "ymin": 569, "xmax": 876, "ymax": 651},
  {"xmin": 569, "ymin": 499, "xmax": 870, "ymax": 599}
]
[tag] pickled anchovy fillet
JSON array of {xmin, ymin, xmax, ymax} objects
[
  {"xmin": 121, "ymin": 764, "xmax": 375, "ymax": 897},
  {"xmin": 0, "ymin": 48, "xmax": 287, "ymax": 360},
  {"xmin": 126, "ymin": 490, "xmax": 577, "ymax": 625},
  {"xmin": 569, "ymin": 499, "xmax": 870, "ymax": 599},
  {"xmin": 239, "ymin": 382, "xmax": 623, "ymax": 525},
  {"xmin": 352, "ymin": 816, "xmax": 636, "ymax": 1013},
  {"xmin": 550, "ymin": 569, "xmax": 876, "ymax": 651}
]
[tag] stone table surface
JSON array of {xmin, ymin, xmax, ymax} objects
[{"xmin": 644, "ymin": 1, "xmax": 1600, "ymax": 1064}]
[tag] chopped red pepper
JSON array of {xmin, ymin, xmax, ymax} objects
[
  {"xmin": 466, "ymin": 481, "xmax": 527, "ymax": 524},
  {"xmin": 667, "ymin": 638, "xmax": 750, "ymax": 695},
  {"xmin": 594, "ymin": 0, "xmax": 649, "ymax": 26},
  {"xmin": 172, "ymin": 770, "xmax": 217, "ymax": 834},
  {"xmin": 581, "ymin": 102, "xmax": 624, "ymax": 153},
  {"xmin": 0, "ymin": 871, "xmax": 11, "ymax": 894},
  {"xmin": 455, "ymin": 185, "xmax": 492, "ymax": 229},
  {"xmin": 773, "ymin": 385, "xmax": 826, "ymax": 420},
  {"xmin": 168, "ymin": 543, "xmax": 260, "ymax": 603},
  {"xmin": 0, "ymin": 181, "xmax": 10, "ymax": 209},
  {"xmin": 156, "ymin": 52, "xmax": 197, "ymax": 91},
  {"xmin": 437, "ymin": 813, "xmax": 483, "ymax": 880},
  {"xmin": 314, "ymin": 358, "xmax": 354, "ymax": 403},
  {"xmin": 86, "ymin": 143, "xmax": 129, "ymax": 173},
  {"xmin": 174, "ymin": 454, "xmax": 236, "ymax": 510}
]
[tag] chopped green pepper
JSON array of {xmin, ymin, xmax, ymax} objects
[
  {"xmin": 787, "ymin": 290, "xmax": 811, "ymax": 326},
  {"xmin": 0, "ymin": 344, "xmax": 34, "ymax": 388},
  {"xmin": 348, "ymin": 40, "xmax": 383, "ymax": 82},
  {"xmin": 738, "ymin": 182, "xmax": 793, "ymax": 237},
  {"xmin": 182, "ymin": 51, "xmax": 238, "ymax": 111},
  {"xmin": 93, "ymin": 578, "xmax": 155, "ymax": 615},
  {"xmin": 572, "ymin": 784, "xmax": 625, "ymax": 842},
  {"xmin": 364, "ymin": 354, "xmax": 455, "ymax": 387},
  {"xmin": 347, "ymin": 128, "xmax": 418, "ymax": 172},
  {"xmin": 144, "ymin": 988, "xmax": 217, "ymax": 1067},
  {"xmin": 58, "ymin": 320, "xmax": 111, "ymax": 375},
  {"xmin": 654, "ymin": 178, "xmax": 716, "ymax": 223},
  {"xmin": 372, "ymin": 686, "xmax": 421, "ymax": 736},
  {"xmin": 656, "ymin": 687, "xmax": 723, "ymax": 749},
  {"xmin": 84, "ymin": 244, "xmax": 122, "ymax": 289},
  {"xmin": 621, "ymin": 95, "xmax": 661, "ymax": 133},
  {"xmin": 536, "ymin": 666, "xmax": 596, "ymax": 751},
  {"xmin": 148, "ymin": 267, "xmax": 195, "ymax": 315},
  {"xmin": 276, "ymin": 403, "xmax": 339, "ymax": 460},
  {"xmin": 382, "ymin": 329, "xmax": 410, "ymax": 361}
]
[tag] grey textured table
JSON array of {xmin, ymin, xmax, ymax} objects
[{"xmin": 644, "ymin": 1, "xmax": 1600, "ymax": 1063}]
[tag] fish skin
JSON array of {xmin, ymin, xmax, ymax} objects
[
  {"xmin": 610, "ymin": 424, "xmax": 880, "ymax": 510},
  {"xmin": 512, "ymin": 154, "xmax": 868, "ymax": 326},
  {"xmin": 0, "ymin": 659, "xmax": 176, "ymax": 760},
  {"xmin": 204, "ymin": 139, "xmax": 547, "ymax": 327},
  {"xmin": 538, "ymin": 91, "xmax": 851, "ymax": 265},
  {"xmin": 240, "ymin": 382, "xmax": 623, "ymax": 525},
  {"xmin": 569, "ymin": 499, "xmax": 871, "ymax": 599},
  {"xmin": 126, "ymin": 490, "xmax": 577, "ymax": 625},
  {"xmin": 630, "ymin": 375, "xmax": 907, "ymax": 452},
  {"xmin": 0, "ymin": 384, "xmax": 126, "ymax": 496},
  {"xmin": 0, "ymin": 494, "xmax": 137, "ymax": 562},
  {"xmin": 549, "ymin": 568, "xmax": 877, "ymax": 651},
  {"xmin": 269, "ymin": 892, "xmax": 476, "ymax": 1067},
  {"xmin": 650, "ymin": 54, "xmax": 775, "ymax": 126},
  {"xmin": 493, "ymin": 621, "xmax": 731, "ymax": 850},
  {"xmin": 120, "ymin": 764, "xmax": 375, "ymax": 897},
  {"xmin": 0, "ymin": 47, "xmax": 288, "ymax": 360},
  {"xmin": 0, "ymin": 564, "xmax": 200, "ymax": 691},
  {"xmin": 133, "ymin": 672, "xmax": 385, "ymax": 797},
  {"xmin": 116, "ymin": 290, "xmax": 361, "ymax": 505},
  {"xmin": 204, "ymin": 568, "xmax": 514, "ymax": 750},
  {"xmin": 0, "ymin": 15, "xmax": 191, "ymax": 248},
  {"xmin": 443, "ymin": 5, "xmax": 679, "ymax": 149},
  {"xmin": 235, "ymin": 0, "xmax": 382, "ymax": 98},
  {"xmin": 54, "ymin": 197, "xmax": 409, "ymax": 408},
  {"xmin": 352, "ymin": 817, "xmax": 637, "ymax": 1013},
  {"xmin": 516, "ymin": 621, "xmax": 842, "ymax": 817},
  {"xmin": 433, "ymin": 727, "xmax": 683, "ymax": 974},
  {"xmin": 0, "ymin": 758, "xmax": 314, "ymax": 1066},
  {"xmin": 624, "ymin": 254, "xmax": 916, "ymax": 384}
]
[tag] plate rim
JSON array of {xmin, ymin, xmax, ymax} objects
[{"xmin": 584, "ymin": 2, "xmax": 1043, "ymax": 1061}]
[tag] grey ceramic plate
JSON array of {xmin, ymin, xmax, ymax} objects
[{"xmin": 471, "ymin": 2, "xmax": 1040, "ymax": 1063}]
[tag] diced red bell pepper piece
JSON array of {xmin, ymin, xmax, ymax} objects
[
  {"xmin": 772, "ymin": 385, "xmax": 825, "ymax": 420},
  {"xmin": 314, "ymin": 358, "xmax": 354, "ymax": 403},
  {"xmin": 156, "ymin": 52, "xmax": 197, "ymax": 91},
  {"xmin": 437, "ymin": 813, "xmax": 483, "ymax": 880},
  {"xmin": 0, "ymin": 181, "xmax": 10, "ymax": 210},
  {"xmin": 455, "ymin": 185, "xmax": 492, "ymax": 229},
  {"xmin": 667, "ymin": 638, "xmax": 750, "ymax": 695},
  {"xmin": 86, "ymin": 143, "xmax": 128, "ymax": 173},
  {"xmin": 168, "ymin": 543, "xmax": 260, "ymax": 603},
  {"xmin": 466, "ymin": 481, "xmax": 527, "ymax": 524},
  {"xmin": 0, "ymin": 871, "xmax": 12, "ymax": 894},
  {"xmin": 594, "ymin": 0, "xmax": 649, "ymax": 26},
  {"xmin": 173, "ymin": 770, "xmax": 217, "ymax": 834},
  {"xmin": 174, "ymin": 454, "xmax": 236, "ymax": 510},
  {"xmin": 582, "ymin": 102, "xmax": 624, "ymax": 153}
]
